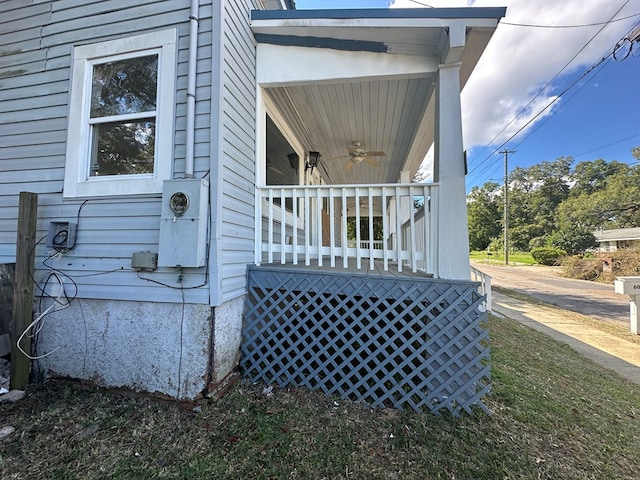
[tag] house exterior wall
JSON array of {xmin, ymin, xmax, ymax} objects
[
  {"xmin": 210, "ymin": 0, "xmax": 260, "ymax": 305},
  {"xmin": 1, "ymin": 0, "xmax": 260, "ymax": 398}
]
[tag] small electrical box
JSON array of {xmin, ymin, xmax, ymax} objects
[
  {"xmin": 131, "ymin": 251, "xmax": 158, "ymax": 272},
  {"xmin": 46, "ymin": 221, "xmax": 77, "ymax": 250},
  {"xmin": 158, "ymin": 178, "xmax": 209, "ymax": 267}
]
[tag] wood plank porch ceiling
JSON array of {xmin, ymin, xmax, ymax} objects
[{"xmin": 266, "ymin": 77, "xmax": 434, "ymax": 186}]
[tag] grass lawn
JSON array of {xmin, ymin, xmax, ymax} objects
[
  {"xmin": 2, "ymin": 314, "xmax": 640, "ymax": 479},
  {"xmin": 471, "ymin": 250, "xmax": 537, "ymax": 265}
]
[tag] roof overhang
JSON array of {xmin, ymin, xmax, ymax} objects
[
  {"xmin": 252, "ymin": 8, "xmax": 505, "ymax": 58},
  {"xmin": 252, "ymin": 7, "xmax": 506, "ymax": 185}
]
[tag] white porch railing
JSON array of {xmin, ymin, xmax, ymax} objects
[
  {"xmin": 255, "ymin": 183, "xmax": 439, "ymax": 275},
  {"xmin": 470, "ymin": 266, "xmax": 492, "ymax": 312},
  {"xmin": 347, "ymin": 240, "xmax": 385, "ymax": 250}
]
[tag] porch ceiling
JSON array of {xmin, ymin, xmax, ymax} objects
[
  {"xmin": 265, "ymin": 77, "xmax": 434, "ymax": 185},
  {"xmin": 252, "ymin": 8, "xmax": 505, "ymax": 186}
]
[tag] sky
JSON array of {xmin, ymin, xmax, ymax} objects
[{"xmin": 294, "ymin": 0, "xmax": 640, "ymax": 192}]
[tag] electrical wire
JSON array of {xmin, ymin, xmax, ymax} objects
[
  {"xmin": 467, "ymin": 1, "xmax": 634, "ymax": 185},
  {"xmin": 573, "ymin": 132, "xmax": 640, "ymax": 159},
  {"xmin": 510, "ymin": 56, "xmax": 613, "ymax": 151},
  {"xmin": 27, "ymin": 200, "xmax": 96, "ymax": 368},
  {"xmin": 17, "ymin": 274, "xmax": 64, "ymax": 360},
  {"xmin": 177, "ymin": 283, "xmax": 185, "ymax": 399},
  {"xmin": 500, "ymin": 12, "xmax": 640, "ymax": 29},
  {"xmin": 477, "ymin": 42, "xmax": 638, "ymax": 180},
  {"xmin": 402, "ymin": 0, "xmax": 434, "ymax": 8},
  {"xmin": 136, "ymin": 270, "xmax": 208, "ymax": 289}
]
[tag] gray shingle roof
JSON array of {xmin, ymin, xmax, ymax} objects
[{"xmin": 594, "ymin": 227, "xmax": 640, "ymax": 242}]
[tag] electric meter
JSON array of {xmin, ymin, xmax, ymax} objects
[
  {"xmin": 158, "ymin": 179, "xmax": 209, "ymax": 267},
  {"xmin": 169, "ymin": 192, "xmax": 189, "ymax": 216}
]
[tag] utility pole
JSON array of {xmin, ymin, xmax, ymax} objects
[{"xmin": 500, "ymin": 149, "xmax": 515, "ymax": 265}]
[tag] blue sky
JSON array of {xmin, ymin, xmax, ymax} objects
[{"xmin": 295, "ymin": 0, "xmax": 640, "ymax": 191}]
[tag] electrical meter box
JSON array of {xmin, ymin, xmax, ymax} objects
[
  {"xmin": 158, "ymin": 178, "xmax": 209, "ymax": 267},
  {"xmin": 46, "ymin": 221, "xmax": 77, "ymax": 249}
]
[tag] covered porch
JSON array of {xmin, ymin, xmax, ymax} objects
[
  {"xmin": 243, "ymin": 7, "xmax": 505, "ymax": 415},
  {"xmin": 252, "ymin": 7, "xmax": 505, "ymax": 281}
]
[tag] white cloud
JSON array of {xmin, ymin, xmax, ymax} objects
[{"xmin": 390, "ymin": 0, "xmax": 638, "ymax": 151}]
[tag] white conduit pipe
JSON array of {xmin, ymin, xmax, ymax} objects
[{"xmin": 185, "ymin": 0, "xmax": 199, "ymax": 178}]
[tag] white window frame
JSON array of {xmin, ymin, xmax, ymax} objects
[{"xmin": 63, "ymin": 29, "xmax": 177, "ymax": 198}]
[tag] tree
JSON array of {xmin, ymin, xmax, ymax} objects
[
  {"xmin": 547, "ymin": 223, "xmax": 597, "ymax": 255},
  {"xmin": 467, "ymin": 182, "xmax": 502, "ymax": 251},
  {"xmin": 557, "ymin": 162, "xmax": 640, "ymax": 230},
  {"xmin": 570, "ymin": 159, "xmax": 629, "ymax": 197},
  {"xmin": 507, "ymin": 157, "xmax": 572, "ymax": 250},
  {"xmin": 467, "ymin": 150, "xmax": 640, "ymax": 255}
]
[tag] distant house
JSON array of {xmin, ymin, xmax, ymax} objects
[
  {"xmin": 0, "ymin": 1, "xmax": 504, "ymax": 413},
  {"xmin": 594, "ymin": 228, "xmax": 640, "ymax": 252}
]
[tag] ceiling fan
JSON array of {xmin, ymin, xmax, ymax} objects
[{"xmin": 332, "ymin": 141, "xmax": 385, "ymax": 170}]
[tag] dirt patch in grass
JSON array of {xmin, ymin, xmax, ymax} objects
[{"xmin": 2, "ymin": 314, "xmax": 640, "ymax": 479}]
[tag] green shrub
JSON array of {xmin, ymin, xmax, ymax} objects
[{"xmin": 530, "ymin": 246, "xmax": 567, "ymax": 266}]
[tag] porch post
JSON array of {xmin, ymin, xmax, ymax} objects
[{"xmin": 434, "ymin": 61, "xmax": 470, "ymax": 280}]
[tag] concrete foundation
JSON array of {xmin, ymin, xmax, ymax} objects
[{"xmin": 36, "ymin": 296, "xmax": 243, "ymax": 399}]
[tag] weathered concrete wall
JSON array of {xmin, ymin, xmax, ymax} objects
[
  {"xmin": 38, "ymin": 299, "xmax": 213, "ymax": 399},
  {"xmin": 211, "ymin": 295, "xmax": 244, "ymax": 383}
]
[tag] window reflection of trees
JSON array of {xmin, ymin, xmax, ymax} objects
[
  {"xmin": 91, "ymin": 56, "xmax": 158, "ymax": 117},
  {"xmin": 91, "ymin": 121, "xmax": 155, "ymax": 176},
  {"xmin": 89, "ymin": 55, "xmax": 158, "ymax": 176}
]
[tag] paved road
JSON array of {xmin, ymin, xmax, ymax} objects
[{"xmin": 471, "ymin": 261, "xmax": 631, "ymax": 327}]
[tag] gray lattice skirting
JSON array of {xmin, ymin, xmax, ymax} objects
[{"xmin": 241, "ymin": 266, "xmax": 491, "ymax": 416}]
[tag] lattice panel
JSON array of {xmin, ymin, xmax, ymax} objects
[{"xmin": 241, "ymin": 266, "xmax": 491, "ymax": 416}]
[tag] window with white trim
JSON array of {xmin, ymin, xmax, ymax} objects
[{"xmin": 63, "ymin": 29, "xmax": 177, "ymax": 198}]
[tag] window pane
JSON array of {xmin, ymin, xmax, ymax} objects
[
  {"xmin": 266, "ymin": 115, "xmax": 299, "ymax": 211},
  {"xmin": 90, "ymin": 121, "xmax": 155, "ymax": 176},
  {"xmin": 90, "ymin": 55, "xmax": 158, "ymax": 118}
]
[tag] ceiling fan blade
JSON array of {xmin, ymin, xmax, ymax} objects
[
  {"xmin": 364, "ymin": 151, "xmax": 385, "ymax": 157},
  {"xmin": 364, "ymin": 157, "xmax": 380, "ymax": 167},
  {"xmin": 345, "ymin": 160, "xmax": 354, "ymax": 171}
]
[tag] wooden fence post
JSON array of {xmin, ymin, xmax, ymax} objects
[{"xmin": 10, "ymin": 192, "xmax": 38, "ymax": 390}]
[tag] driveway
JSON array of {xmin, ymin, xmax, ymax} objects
[{"xmin": 471, "ymin": 261, "xmax": 630, "ymax": 326}]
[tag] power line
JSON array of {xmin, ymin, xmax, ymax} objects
[
  {"xmin": 500, "ymin": 12, "xmax": 640, "ymax": 29},
  {"xmin": 466, "ymin": 58, "xmax": 638, "ymax": 192},
  {"xmin": 573, "ymin": 132, "xmax": 640, "ymax": 159},
  {"xmin": 403, "ymin": 0, "xmax": 434, "ymax": 7},
  {"xmin": 467, "ymin": 1, "xmax": 633, "ymax": 185},
  {"xmin": 511, "ymin": 56, "xmax": 613, "ymax": 151}
]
